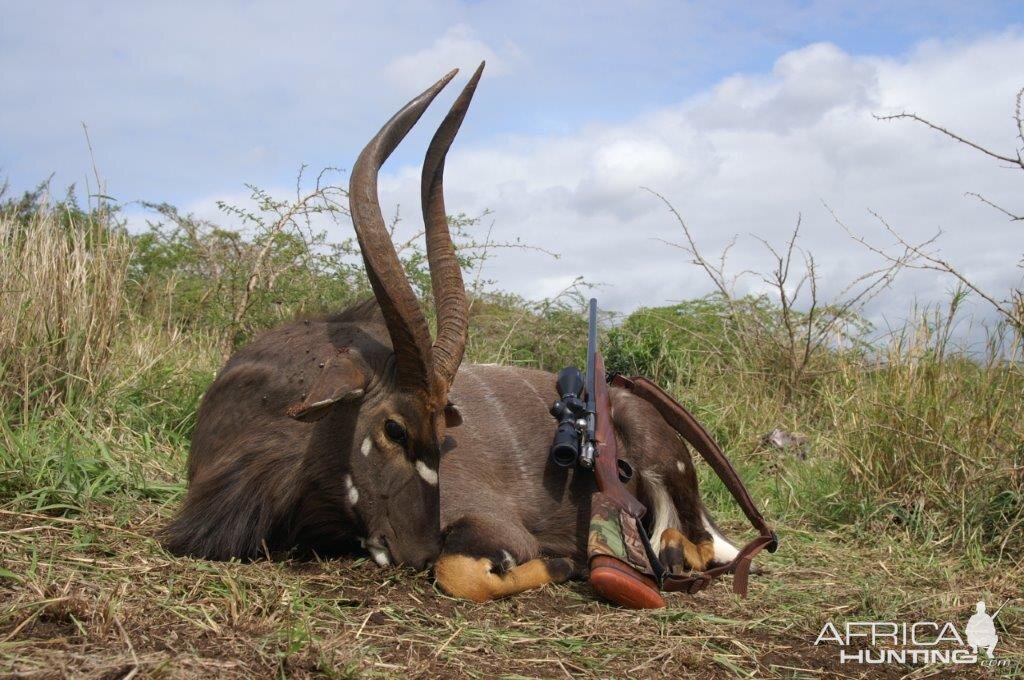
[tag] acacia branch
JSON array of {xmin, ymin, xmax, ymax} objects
[
  {"xmin": 649, "ymin": 192, "xmax": 907, "ymax": 395},
  {"xmin": 644, "ymin": 186, "xmax": 740, "ymax": 312},
  {"xmin": 858, "ymin": 208, "xmax": 1017, "ymax": 326},
  {"xmin": 1015, "ymin": 87, "xmax": 1024, "ymax": 148},
  {"xmin": 965, "ymin": 192, "xmax": 1023, "ymax": 222},
  {"xmin": 874, "ymin": 112, "xmax": 1024, "ymax": 170}
]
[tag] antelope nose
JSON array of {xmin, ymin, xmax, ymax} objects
[
  {"xmin": 394, "ymin": 539, "xmax": 437, "ymax": 571},
  {"xmin": 364, "ymin": 536, "xmax": 392, "ymax": 567}
]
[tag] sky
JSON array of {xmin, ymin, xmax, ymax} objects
[{"xmin": 3, "ymin": 1, "xmax": 1023, "ymax": 341}]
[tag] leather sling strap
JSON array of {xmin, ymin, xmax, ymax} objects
[{"xmin": 610, "ymin": 375, "xmax": 778, "ymax": 597}]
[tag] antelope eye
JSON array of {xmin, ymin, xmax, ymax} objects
[{"xmin": 384, "ymin": 419, "xmax": 408, "ymax": 446}]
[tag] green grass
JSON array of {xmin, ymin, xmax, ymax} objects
[{"xmin": 1, "ymin": 192, "xmax": 1022, "ymax": 676}]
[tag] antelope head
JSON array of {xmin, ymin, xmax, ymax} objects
[{"xmin": 285, "ymin": 66, "xmax": 482, "ymax": 569}]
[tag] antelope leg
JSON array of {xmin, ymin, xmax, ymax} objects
[
  {"xmin": 433, "ymin": 515, "xmax": 575, "ymax": 602},
  {"xmin": 435, "ymin": 554, "xmax": 574, "ymax": 603},
  {"xmin": 658, "ymin": 527, "xmax": 715, "ymax": 575}
]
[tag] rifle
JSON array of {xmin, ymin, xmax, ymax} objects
[{"xmin": 550, "ymin": 298, "xmax": 777, "ymax": 609}]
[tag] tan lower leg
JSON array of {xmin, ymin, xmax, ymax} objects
[
  {"xmin": 435, "ymin": 555, "xmax": 566, "ymax": 603},
  {"xmin": 661, "ymin": 528, "xmax": 715, "ymax": 572}
]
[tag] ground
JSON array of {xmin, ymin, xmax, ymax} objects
[{"xmin": 2, "ymin": 506, "xmax": 1020, "ymax": 679}]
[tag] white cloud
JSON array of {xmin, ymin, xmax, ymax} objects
[
  {"xmin": 5, "ymin": 2, "xmax": 1020, "ymax": 341},
  {"xmin": 386, "ymin": 24, "xmax": 521, "ymax": 92},
  {"xmin": 687, "ymin": 42, "xmax": 878, "ymax": 131},
  {"xmin": 372, "ymin": 32, "xmax": 1023, "ymax": 336}
]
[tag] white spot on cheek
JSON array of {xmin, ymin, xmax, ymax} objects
[
  {"xmin": 361, "ymin": 437, "xmax": 372, "ymax": 456},
  {"xmin": 416, "ymin": 460, "xmax": 438, "ymax": 486},
  {"xmin": 344, "ymin": 474, "xmax": 359, "ymax": 506},
  {"xmin": 677, "ymin": 461, "xmax": 687, "ymax": 474}
]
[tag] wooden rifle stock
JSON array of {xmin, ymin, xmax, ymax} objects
[
  {"xmin": 591, "ymin": 353, "xmax": 643, "ymax": 515},
  {"xmin": 580, "ymin": 299, "xmax": 775, "ymax": 606},
  {"xmin": 587, "ymin": 352, "xmax": 666, "ymax": 609}
]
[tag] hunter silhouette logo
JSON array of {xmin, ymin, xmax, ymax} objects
[
  {"xmin": 965, "ymin": 601, "xmax": 998, "ymax": 658},
  {"xmin": 814, "ymin": 600, "xmax": 1009, "ymax": 665}
]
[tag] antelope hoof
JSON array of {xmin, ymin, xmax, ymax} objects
[
  {"xmin": 544, "ymin": 557, "xmax": 576, "ymax": 584},
  {"xmin": 659, "ymin": 528, "xmax": 714, "ymax": 574}
]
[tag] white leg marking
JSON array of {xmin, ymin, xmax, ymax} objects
[
  {"xmin": 361, "ymin": 437, "xmax": 372, "ymax": 456},
  {"xmin": 701, "ymin": 509, "xmax": 739, "ymax": 563},
  {"xmin": 641, "ymin": 470, "xmax": 676, "ymax": 554},
  {"xmin": 416, "ymin": 460, "xmax": 438, "ymax": 485},
  {"xmin": 344, "ymin": 474, "xmax": 359, "ymax": 506}
]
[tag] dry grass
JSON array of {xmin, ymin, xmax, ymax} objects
[
  {"xmin": 1, "ymin": 503, "xmax": 1021, "ymax": 678},
  {"xmin": 2, "ymin": 195, "xmax": 1023, "ymax": 677},
  {"xmin": 0, "ymin": 205, "xmax": 131, "ymax": 418}
]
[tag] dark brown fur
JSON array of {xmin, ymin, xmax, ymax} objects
[
  {"xmin": 439, "ymin": 364, "xmax": 714, "ymax": 576},
  {"xmin": 162, "ymin": 301, "xmax": 441, "ymax": 567},
  {"xmin": 163, "ymin": 67, "xmax": 724, "ymax": 601},
  {"xmin": 162, "ymin": 300, "xmax": 720, "ymax": 598}
]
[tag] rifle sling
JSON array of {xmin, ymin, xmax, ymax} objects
[{"xmin": 610, "ymin": 375, "xmax": 778, "ymax": 597}]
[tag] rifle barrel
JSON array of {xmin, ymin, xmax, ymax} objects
[
  {"xmin": 578, "ymin": 299, "xmax": 599, "ymax": 468},
  {"xmin": 585, "ymin": 298, "xmax": 597, "ymax": 412}
]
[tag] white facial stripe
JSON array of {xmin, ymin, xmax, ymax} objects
[
  {"xmin": 344, "ymin": 474, "xmax": 359, "ymax": 506},
  {"xmin": 361, "ymin": 437, "xmax": 372, "ymax": 456},
  {"xmin": 416, "ymin": 460, "xmax": 438, "ymax": 486}
]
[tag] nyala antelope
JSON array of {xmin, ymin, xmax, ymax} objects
[{"xmin": 162, "ymin": 63, "xmax": 739, "ymax": 602}]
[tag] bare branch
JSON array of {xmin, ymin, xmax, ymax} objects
[
  {"xmin": 650, "ymin": 192, "xmax": 908, "ymax": 396},
  {"xmin": 643, "ymin": 187, "xmax": 734, "ymax": 301},
  {"xmin": 965, "ymin": 192, "xmax": 1023, "ymax": 222},
  {"xmin": 1015, "ymin": 86, "xmax": 1024, "ymax": 149},
  {"xmin": 874, "ymin": 112, "xmax": 1024, "ymax": 169},
  {"xmin": 863, "ymin": 208, "xmax": 1018, "ymax": 326}
]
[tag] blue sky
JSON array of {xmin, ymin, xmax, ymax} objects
[
  {"xmin": 3, "ymin": 1, "xmax": 1023, "ymax": 335},
  {"xmin": 4, "ymin": 1, "xmax": 1022, "ymax": 202}
]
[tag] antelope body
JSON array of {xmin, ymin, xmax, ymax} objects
[{"xmin": 162, "ymin": 65, "xmax": 735, "ymax": 602}]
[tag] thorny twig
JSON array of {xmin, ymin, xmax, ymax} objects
[
  {"xmin": 874, "ymin": 112, "xmax": 1024, "ymax": 170},
  {"xmin": 862, "ymin": 93, "xmax": 1024, "ymax": 334},
  {"xmin": 647, "ymin": 190, "xmax": 909, "ymax": 395}
]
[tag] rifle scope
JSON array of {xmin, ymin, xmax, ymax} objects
[{"xmin": 549, "ymin": 366, "xmax": 585, "ymax": 467}]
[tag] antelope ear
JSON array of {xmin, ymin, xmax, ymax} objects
[
  {"xmin": 286, "ymin": 353, "xmax": 367, "ymax": 422},
  {"xmin": 443, "ymin": 401, "xmax": 464, "ymax": 428}
]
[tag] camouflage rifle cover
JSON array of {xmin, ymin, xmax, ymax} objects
[{"xmin": 587, "ymin": 492, "xmax": 658, "ymax": 579}]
